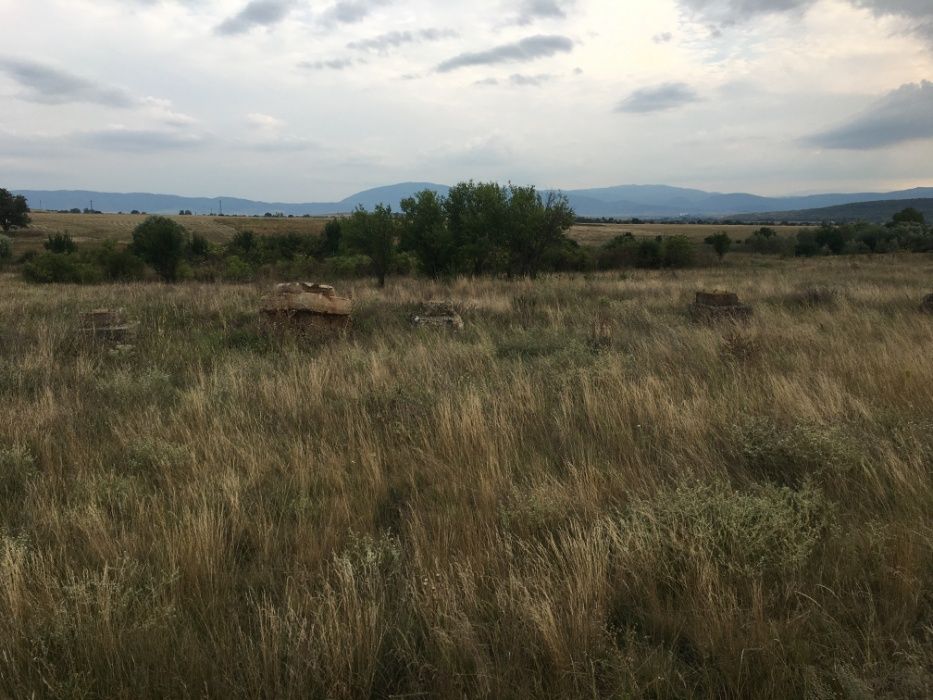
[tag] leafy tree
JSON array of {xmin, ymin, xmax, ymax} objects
[
  {"xmin": 44, "ymin": 233, "xmax": 77, "ymax": 254},
  {"xmin": 704, "ymin": 232, "xmax": 732, "ymax": 260},
  {"xmin": 322, "ymin": 218, "xmax": 343, "ymax": 257},
  {"xmin": 343, "ymin": 205, "xmax": 398, "ymax": 287},
  {"xmin": 189, "ymin": 233, "xmax": 210, "ymax": 259},
  {"xmin": 445, "ymin": 181, "xmax": 509, "ymax": 275},
  {"xmin": 131, "ymin": 215, "xmax": 190, "ymax": 282},
  {"xmin": 504, "ymin": 186, "xmax": 575, "ymax": 278},
  {"xmin": 0, "ymin": 234, "xmax": 12, "ymax": 262},
  {"xmin": 400, "ymin": 190, "xmax": 454, "ymax": 278},
  {"xmin": 891, "ymin": 207, "xmax": 925, "ymax": 226},
  {"xmin": 0, "ymin": 188, "xmax": 30, "ymax": 232}
]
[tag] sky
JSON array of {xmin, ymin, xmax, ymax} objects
[{"xmin": 1, "ymin": 0, "xmax": 932, "ymax": 200}]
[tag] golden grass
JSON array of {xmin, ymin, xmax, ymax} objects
[
  {"xmin": 17, "ymin": 212, "xmax": 329, "ymax": 253},
  {"xmin": 0, "ymin": 255, "xmax": 931, "ymax": 698},
  {"xmin": 570, "ymin": 222, "xmax": 809, "ymax": 246}
]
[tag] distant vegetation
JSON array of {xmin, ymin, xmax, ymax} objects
[
  {"xmin": 4, "ymin": 180, "xmax": 932, "ymax": 286},
  {"xmin": 0, "ymin": 187, "xmax": 30, "ymax": 232}
]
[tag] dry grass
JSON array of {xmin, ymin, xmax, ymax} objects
[
  {"xmin": 571, "ymin": 222, "xmax": 808, "ymax": 246},
  {"xmin": 0, "ymin": 254, "xmax": 931, "ymax": 698},
  {"xmin": 17, "ymin": 213, "xmax": 329, "ymax": 253}
]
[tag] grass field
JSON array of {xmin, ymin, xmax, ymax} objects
[
  {"xmin": 0, "ymin": 255, "xmax": 931, "ymax": 698},
  {"xmin": 18, "ymin": 212, "xmax": 805, "ymax": 255}
]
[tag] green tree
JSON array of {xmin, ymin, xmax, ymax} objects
[
  {"xmin": 504, "ymin": 186, "xmax": 575, "ymax": 278},
  {"xmin": 343, "ymin": 205, "xmax": 398, "ymax": 287},
  {"xmin": 704, "ymin": 232, "xmax": 732, "ymax": 261},
  {"xmin": 44, "ymin": 233, "xmax": 77, "ymax": 254},
  {"xmin": 400, "ymin": 189, "xmax": 454, "ymax": 278},
  {"xmin": 131, "ymin": 215, "xmax": 190, "ymax": 282},
  {"xmin": 891, "ymin": 207, "xmax": 925, "ymax": 226},
  {"xmin": 322, "ymin": 218, "xmax": 343, "ymax": 257},
  {"xmin": 445, "ymin": 181, "xmax": 509, "ymax": 275},
  {"xmin": 0, "ymin": 188, "xmax": 30, "ymax": 232},
  {"xmin": 0, "ymin": 234, "xmax": 12, "ymax": 263}
]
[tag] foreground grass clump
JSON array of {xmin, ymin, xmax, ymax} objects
[{"xmin": 0, "ymin": 254, "xmax": 931, "ymax": 698}]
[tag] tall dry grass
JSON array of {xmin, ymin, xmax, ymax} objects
[{"xmin": 0, "ymin": 253, "xmax": 931, "ymax": 698}]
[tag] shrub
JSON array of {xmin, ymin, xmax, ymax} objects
[
  {"xmin": 131, "ymin": 216, "xmax": 190, "ymax": 282},
  {"xmin": 223, "ymin": 255, "xmax": 254, "ymax": 282},
  {"xmin": 22, "ymin": 252, "xmax": 103, "ymax": 284},
  {"xmin": 44, "ymin": 233, "xmax": 77, "ymax": 254},
  {"xmin": 92, "ymin": 242, "xmax": 147, "ymax": 281},
  {"xmin": 661, "ymin": 235, "xmax": 695, "ymax": 268},
  {"xmin": 189, "ymin": 233, "xmax": 210, "ymax": 259},
  {"xmin": 0, "ymin": 234, "xmax": 11, "ymax": 262},
  {"xmin": 704, "ymin": 232, "xmax": 732, "ymax": 260}
]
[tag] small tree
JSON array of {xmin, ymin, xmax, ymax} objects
[
  {"xmin": 0, "ymin": 234, "xmax": 12, "ymax": 263},
  {"xmin": 44, "ymin": 233, "xmax": 77, "ymax": 254},
  {"xmin": 400, "ymin": 190, "xmax": 454, "ymax": 278},
  {"xmin": 704, "ymin": 232, "xmax": 732, "ymax": 261},
  {"xmin": 891, "ymin": 207, "xmax": 925, "ymax": 226},
  {"xmin": 322, "ymin": 218, "xmax": 342, "ymax": 257},
  {"xmin": 0, "ymin": 188, "xmax": 30, "ymax": 232},
  {"xmin": 343, "ymin": 205, "xmax": 397, "ymax": 287},
  {"xmin": 131, "ymin": 215, "xmax": 190, "ymax": 281}
]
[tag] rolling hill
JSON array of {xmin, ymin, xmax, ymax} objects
[{"xmin": 12, "ymin": 184, "xmax": 933, "ymax": 219}]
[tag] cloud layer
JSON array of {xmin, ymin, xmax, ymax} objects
[
  {"xmin": 437, "ymin": 35, "xmax": 574, "ymax": 72},
  {"xmin": 616, "ymin": 82, "xmax": 700, "ymax": 113},
  {"xmin": 808, "ymin": 81, "xmax": 933, "ymax": 149},
  {"xmin": 0, "ymin": 58, "xmax": 134, "ymax": 107}
]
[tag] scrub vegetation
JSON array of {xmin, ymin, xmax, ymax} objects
[{"xmin": 0, "ymin": 253, "xmax": 931, "ymax": 698}]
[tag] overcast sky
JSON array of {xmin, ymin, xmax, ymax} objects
[{"xmin": 1, "ymin": 0, "xmax": 931, "ymax": 200}]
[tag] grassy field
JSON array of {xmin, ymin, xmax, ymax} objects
[
  {"xmin": 19, "ymin": 212, "xmax": 804, "ymax": 254},
  {"xmin": 0, "ymin": 256, "xmax": 931, "ymax": 698}
]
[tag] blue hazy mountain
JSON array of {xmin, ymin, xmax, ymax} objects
[{"xmin": 13, "ymin": 183, "xmax": 933, "ymax": 218}]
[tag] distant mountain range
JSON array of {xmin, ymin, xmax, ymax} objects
[
  {"xmin": 13, "ymin": 183, "xmax": 933, "ymax": 220},
  {"xmin": 736, "ymin": 198, "xmax": 933, "ymax": 224}
]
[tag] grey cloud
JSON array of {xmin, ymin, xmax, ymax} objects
[
  {"xmin": 806, "ymin": 80, "xmax": 933, "ymax": 149},
  {"xmin": 322, "ymin": 0, "xmax": 391, "ymax": 25},
  {"xmin": 76, "ymin": 128, "xmax": 207, "ymax": 152},
  {"xmin": 653, "ymin": 32, "xmax": 673, "ymax": 43},
  {"xmin": 0, "ymin": 58, "xmax": 134, "ymax": 107},
  {"xmin": 348, "ymin": 28, "xmax": 458, "ymax": 54},
  {"xmin": 851, "ymin": 0, "xmax": 933, "ymax": 43},
  {"xmin": 679, "ymin": 0, "xmax": 933, "ymax": 43},
  {"xmin": 437, "ymin": 35, "xmax": 574, "ymax": 73},
  {"xmin": 474, "ymin": 77, "xmax": 499, "ymax": 86},
  {"xmin": 298, "ymin": 58, "xmax": 356, "ymax": 70},
  {"xmin": 509, "ymin": 73, "xmax": 553, "ymax": 86},
  {"xmin": 616, "ymin": 82, "xmax": 700, "ymax": 113},
  {"xmin": 515, "ymin": 0, "xmax": 574, "ymax": 25},
  {"xmin": 216, "ymin": 0, "xmax": 294, "ymax": 35}
]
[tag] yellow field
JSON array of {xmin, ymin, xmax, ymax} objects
[
  {"xmin": 17, "ymin": 213, "xmax": 804, "ymax": 256},
  {"xmin": 570, "ymin": 222, "xmax": 808, "ymax": 246},
  {"xmin": 17, "ymin": 212, "xmax": 329, "ymax": 252},
  {"xmin": 0, "ymin": 255, "xmax": 930, "ymax": 697}
]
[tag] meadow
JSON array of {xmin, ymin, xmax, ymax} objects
[
  {"xmin": 21, "ymin": 211, "xmax": 805, "ymax": 252},
  {"xmin": 0, "ymin": 250, "xmax": 930, "ymax": 698}
]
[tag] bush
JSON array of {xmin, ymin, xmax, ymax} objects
[
  {"xmin": 131, "ymin": 216, "xmax": 190, "ymax": 282},
  {"xmin": 0, "ymin": 234, "xmax": 11, "ymax": 262},
  {"xmin": 661, "ymin": 235, "xmax": 696, "ymax": 268},
  {"xmin": 44, "ymin": 233, "xmax": 77, "ymax": 254},
  {"xmin": 91, "ymin": 242, "xmax": 147, "ymax": 281},
  {"xmin": 22, "ymin": 252, "xmax": 103, "ymax": 284},
  {"xmin": 223, "ymin": 255, "xmax": 254, "ymax": 282}
]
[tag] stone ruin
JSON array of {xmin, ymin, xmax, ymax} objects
[
  {"xmin": 922, "ymin": 293, "xmax": 933, "ymax": 314},
  {"xmin": 260, "ymin": 282, "xmax": 352, "ymax": 331},
  {"xmin": 80, "ymin": 308, "xmax": 138, "ymax": 343},
  {"xmin": 410, "ymin": 300, "xmax": 464, "ymax": 330},
  {"xmin": 690, "ymin": 290, "xmax": 753, "ymax": 322}
]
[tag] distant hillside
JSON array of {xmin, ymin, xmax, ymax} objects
[
  {"xmin": 736, "ymin": 198, "xmax": 933, "ymax": 224},
  {"xmin": 12, "ymin": 184, "xmax": 933, "ymax": 219}
]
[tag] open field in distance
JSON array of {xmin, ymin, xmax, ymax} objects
[
  {"xmin": 0, "ymin": 255, "xmax": 930, "ymax": 698},
  {"xmin": 16, "ymin": 212, "xmax": 808, "ymax": 255}
]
